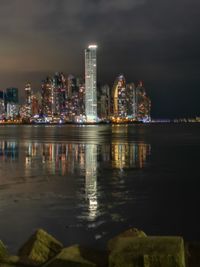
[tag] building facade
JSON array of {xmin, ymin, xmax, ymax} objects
[
  {"xmin": 135, "ymin": 81, "xmax": 151, "ymax": 121},
  {"xmin": 85, "ymin": 45, "xmax": 98, "ymax": 122},
  {"xmin": 112, "ymin": 75, "xmax": 127, "ymax": 118},
  {"xmin": 98, "ymin": 84, "xmax": 110, "ymax": 119},
  {"xmin": 0, "ymin": 91, "xmax": 5, "ymax": 120},
  {"xmin": 5, "ymin": 88, "xmax": 19, "ymax": 119},
  {"xmin": 6, "ymin": 88, "xmax": 19, "ymax": 104},
  {"xmin": 126, "ymin": 83, "xmax": 136, "ymax": 119}
]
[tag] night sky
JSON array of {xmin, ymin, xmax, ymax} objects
[{"xmin": 0, "ymin": 0, "xmax": 199, "ymax": 118}]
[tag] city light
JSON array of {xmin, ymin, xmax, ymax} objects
[
  {"xmin": 0, "ymin": 44, "xmax": 154, "ymax": 124},
  {"xmin": 88, "ymin": 44, "xmax": 97, "ymax": 49}
]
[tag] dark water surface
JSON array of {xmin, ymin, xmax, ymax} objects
[{"xmin": 0, "ymin": 124, "xmax": 200, "ymax": 252}]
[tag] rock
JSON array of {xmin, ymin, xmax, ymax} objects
[
  {"xmin": 109, "ymin": 236, "xmax": 186, "ymax": 267},
  {"xmin": 0, "ymin": 256, "xmax": 22, "ymax": 267},
  {"xmin": 107, "ymin": 228, "xmax": 147, "ymax": 251},
  {"xmin": 0, "ymin": 255, "xmax": 20, "ymax": 265},
  {"xmin": 0, "ymin": 240, "xmax": 8, "ymax": 260},
  {"xmin": 43, "ymin": 245, "xmax": 97, "ymax": 267},
  {"xmin": 18, "ymin": 229, "xmax": 63, "ymax": 266}
]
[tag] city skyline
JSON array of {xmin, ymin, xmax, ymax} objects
[
  {"xmin": 0, "ymin": 66, "xmax": 152, "ymax": 123},
  {"xmin": 0, "ymin": 0, "xmax": 199, "ymax": 118}
]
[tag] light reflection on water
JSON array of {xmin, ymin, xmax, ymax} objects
[
  {"xmin": 0, "ymin": 141, "xmax": 150, "ymax": 172},
  {"xmin": 1, "ymin": 124, "xmax": 200, "ymax": 252},
  {"xmin": 0, "ymin": 140, "xmax": 150, "ymax": 222},
  {"xmin": 0, "ymin": 138, "xmax": 150, "ymax": 228},
  {"xmin": 0, "ymin": 125, "xmax": 153, "ymax": 251}
]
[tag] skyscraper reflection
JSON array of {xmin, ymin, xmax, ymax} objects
[
  {"xmin": 112, "ymin": 143, "xmax": 150, "ymax": 169},
  {"xmin": 85, "ymin": 144, "xmax": 98, "ymax": 221},
  {"xmin": 0, "ymin": 141, "xmax": 150, "ymax": 173},
  {"xmin": 0, "ymin": 141, "xmax": 18, "ymax": 160},
  {"xmin": 0, "ymin": 139, "xmax": 150, "ymax": 222}
]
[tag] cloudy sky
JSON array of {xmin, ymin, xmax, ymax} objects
[{"xmin": 0, "ymin": 0, "xmax": 200, "ymax": 118}]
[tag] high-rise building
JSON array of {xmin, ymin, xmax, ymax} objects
[
  {"xmin": 135, "ymin": 81, "xmax": 151, "ymax": 121},
  {"xmin": 98, "ymin": 84, "xmax": 110, "ymax": 119},
  {"xmin": 25, "ymin": 83, "xmax": 32, "ymax": 105},
  {"xmin": 24, "ymin": 83, "xmax": 32, "ymax": 118},
  {"xmin": 0, "ymin": 91, "xmax": 6, "ymax": 119},
  {"xmin": 85, "ymin": 44, "xmax": 98, "ymax": 122},
  {"xmin": 41, "ymin": 73, "xmax": 67, "ymax": 118},
  {"xmin": 52, "ymin": 72, "xmax": 67, "ymax": 115},
  {"xmin": 41, "ymin": 77, "xmax": 53, "ymax": 116},
  {"xmin": 66, "ymin": 74, "xmax": 80, "ymax": 120},
  {"xmin": 126, "ymin": 83, "xmax": 136, "ymax": 119},
  {"xmin": 5, "ymin": 88, "xmax": 19, "ymax": 119},
  {"xmin": 67, "ymin": 74, "xmax": 76, "ymax": 99},
  {"xmin": 31, "ymin": 92, "xmax": 41, "ymax": 116},
  {"xmin": 6, "ymin": 103, "xmax": 19, "ymax": 119},
  {"xmin": 112, "ymin": 75, "xmax": 127, "ymax": 118},
  {"xmin": 6, "ymin": 88, "xmax": 19, "ymax": 104}
]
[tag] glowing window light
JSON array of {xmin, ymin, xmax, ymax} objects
[{"xmin": 88, "ymin": 44, "xmax": 97, "ymax": 49}]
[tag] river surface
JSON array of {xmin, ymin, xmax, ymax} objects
[{"xmin": 0, "ymin": 124, "xmax": 200, "ymax": 252}]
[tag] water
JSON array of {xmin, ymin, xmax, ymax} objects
[{"xmin": 0, "ymin": 124, "xmax": 200, "ymax": 252}]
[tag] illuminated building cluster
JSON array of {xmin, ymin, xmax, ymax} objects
[
  {"xmin": 111, "ymin": 75, "xmax": 151, "ymax": 122},
  {"xmin": 41, "ymin": 73, "xmax": 67, "ymax": 118},
  {"xmin": 0, "ymin": 44, "xmax": 151, "ymax": 123},
  {"xmin": 39, "ymin": 73, "xmax": 85, "ymax": 123}
]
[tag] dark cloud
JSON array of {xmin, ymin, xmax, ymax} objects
[{"xmin": 0, "ymin": 0, "xmax": 200, "ymax": 118}]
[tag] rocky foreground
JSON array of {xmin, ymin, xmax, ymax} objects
[{"xmin": 0, "ymin": 228, "xmax": 200, "ymax": 267}]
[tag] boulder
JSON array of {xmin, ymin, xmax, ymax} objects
[
  {"xmin": 0, "ymin": 255, "xmax": 21, "ymax": 266},
  {"xmin": 18, "ymin": 229, "xmax": 63, "ymax": 266},
  {"xmin": 0, "ymin": 240, "xmax": 8, "ymax": 260},
  {"xmin": 43, "ymin": 245, "xmax": 97, "ymax": 267},
  {"xmin": 0, "ymin": 243, "xmax": 21, "ymax": 267},
  {"xmin": 109, "ymin": 236, "xmax": 186, "ymax": 267},
  {"xmin": 107, "ymin": 228, "xmax": 147, "ymax": 251}
]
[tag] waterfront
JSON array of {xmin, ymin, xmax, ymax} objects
[{"xmin": 0, "ymin": 124, "xmax": 200, "ymax": 253}]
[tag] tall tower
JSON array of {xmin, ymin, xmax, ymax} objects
[
  {"xmin": 25, "ymin": 83, "xmax": 32, "ymax": 117},
  {"xmin": 25, "ymin": 83, "xmax": 32, "ymax": 105},
  {"xmin": 85, "ymin": 44, "xmax": 97, "ymax": 122}
]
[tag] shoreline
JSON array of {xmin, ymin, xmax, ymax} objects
[
  {"xmin": 0, "ymin": 228, "xmax": 199, "ymax": 267},
  {"xmin": 0, "ymin": 121, "xmax": 199, "ymax": 126}
]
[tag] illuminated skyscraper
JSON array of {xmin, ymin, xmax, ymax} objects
[
  {"xmin": 25, "ymin": 83, "xmax": 32, "ymax": 105},
  {"xmin": 52, "ymin": 72, "xmax": 67, "ymax": 115},
  {"xmin": 126, "ymin": 83, "xmax": 136, "ymax": 119},
  {"xmin": 112, "ymin": 75, "xmax": 127, "ymax": 118},
  {"xmin": 24, "ymin": 83, "xmax": 32, "ymax": 118},
  {"xmin": 85, "ymin": 44, "xmax": 97, "ymax": 122},
  {"xmin": 135, "ymin": 81, "xmax": 151, "ymax": 121}
]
